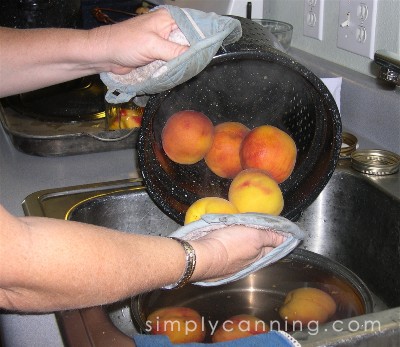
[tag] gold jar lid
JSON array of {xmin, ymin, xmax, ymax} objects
[
  {"xmin": 340, "ymin": 132, "xmax": 358, "ymax": 158},
  {"xmin": 351, "ymin": 149, "xmax": 400, "ymax": 175}
]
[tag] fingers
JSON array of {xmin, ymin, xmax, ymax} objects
[
  {"xmin": 140, "ymin": 9, "xmax": 188, "ymax": 61},
  {"xmin": 107, "ymin": 37, "xmax": 188, "ymax": 75},
  {"xmin": 154, "ymin": 39, "xmax": 189, "ymax": 62},
  {"xmin": 226, "ymin": 226, "xmax": 286, "ymax": 248},
  {"xmin": 200, "ymin": 226, "xmax": 286, "ymax": 258},
  {"xmin": 190, "ymin": 225, "xmax": 289, "ymax": 283},
  {"xmin": 263, "ymin": 230, "xmax": 286, "ymax": 248},
  {"xmin": 103, "ymin": 9, "xmax": 188, "ymax": 71}
]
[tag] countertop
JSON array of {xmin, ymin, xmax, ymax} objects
[{"xmin": 0, "ymin": 47, "xmax": 398, "ymax": 346}]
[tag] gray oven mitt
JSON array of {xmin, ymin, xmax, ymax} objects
[
  {"xmin": 100, "ymin": 5, "xmax": 242, "ymax": 104},
  {"xmin": 168, "ymin": 213, "xmax": 305, "ymax": 287}
]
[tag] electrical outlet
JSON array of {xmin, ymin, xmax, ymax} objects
[
  {"xmin": 304, "ymin": 0, "xmax": 325, "ymax": 40},
  {"xmin": 337, "ymin": 0, "xmax": 378, "ymax": 59}
]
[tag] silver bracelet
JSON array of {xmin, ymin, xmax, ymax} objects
[{"xmin": 162, "ymin": 237, "xmax": 196, "ymax": 290}]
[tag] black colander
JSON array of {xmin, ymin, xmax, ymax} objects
[{"xmin": 137, "ymin": 17, "xmax": 342, "ymax": 225}]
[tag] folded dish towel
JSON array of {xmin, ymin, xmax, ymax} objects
[
  {"xmin": 100, "ymin": 5, "xmax": 242, "ymax": 104},
  {"xmin": 167, "ymin": 213, "xmax": 305, "ymax": 287},
  {"xmin": 133, "ymin": 330, "xmax": 301, "ymax": 346}
]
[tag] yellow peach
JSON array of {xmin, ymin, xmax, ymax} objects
[
  {"xmin": 228, "ymin": 169, "xmax": 284, "ymax": 215},
  {"xmin": 279, "ymin": 287, "xmax": 337, "ymax": 325},
  {"xmin": 184, "ymin": 197, "xmax": 239, "ymax": 225},
  {"xmin": 120, "ymin": 107, "xmax": 143, "ymax": 128}
]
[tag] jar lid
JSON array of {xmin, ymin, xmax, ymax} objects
[
  {"xmin": 351, "ymin": 149, "xmax": 400, "ymax": 175},
  {"xmin": 340, "ymin": 132, "xmax": 358, "ymax": 158}
]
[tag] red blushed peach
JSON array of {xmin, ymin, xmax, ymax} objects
[
  {"xmin": 147, "ymin": 306, "xmax": 205, "ymax": 343},
  {"xmin": 212, "ymin": 314, "xmax": 269, "ymax": 343},
  {"xmin": 204, "ymin": 122, "xmax": 250, "ymax": 178},
  {"xmin": 162, "ymin": 110, "xmax": 214, "ymax": 165},
  {"xmin": 228, "ymin": 168, "xmax": 284, "ymax": 215},
  {"xmin": 279, "ymin": 287, "xmax": 337, "ymax": 325},
  {"xmin": 240, "ymin": 125, "xmax": 297, "ymax": 183}
]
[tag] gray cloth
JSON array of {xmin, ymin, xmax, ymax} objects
[
  {"xmin": 168, "ymin": 213, "xmax": 305, "ymax": 287},
  {"xmin": 100, "ymin": 5, "xmax": 242, "ymax": 104}
]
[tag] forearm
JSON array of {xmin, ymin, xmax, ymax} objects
[
  {"xmin": 0, "ymin": 26, "xmax": 110, "ymax": 97},
  {"xmin": 0, "ymin": 9, "xmax": 188, "ymax": 98},
  {"xmin": 0, "ymin": 202, "xmax": 284, "ymax": 313},
  {"xmin": 0, "ymin": 206, "xmax": 216, "ymax": 312}
]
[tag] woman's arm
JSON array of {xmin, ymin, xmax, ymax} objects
[
  {"xmin": 0, "ymin": 9, "xmax": 188, "ymax": 97},
  {"xmin": 0, "ymin": 205, "xmax": 284, "ymax": 312},
  {"xmin": 0, "ymin": 8, "xmax": 286, "ymax": 313}
]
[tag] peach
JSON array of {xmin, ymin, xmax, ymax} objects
[
  {"xmin": 162, "ymin": 110, "xmax": 214, "ymax": 164},
  {"xmin": 108, "ymin": 118, "xmax": 121, "ymax": 130},
  {"xmin": 147, "ymin": 306, "xmax": 205, "ymax": 343},
  {"xmin": 279, "ymin": 287, "xmax": 337, "ymax": 325},
  {"xmin": 184, "ymin": 197, "xmax": 239, "ymax": 225},
  {"xmin": 212, "ymin": 314, "xmax": 269, "ymax": 343},
  {"xmin": 122, "ymin": 115, "xmax": 141, "ymax": 128},
  {"xmin": 120, "ymin": 107, "xmax": 143, "ymax": 128},
  {"xmin": 107, "ymin": 106, "xmax": 144, "ymax": 130},
  {"xmin": 204, "ymin": 122, "xmax": 250, "ymax": 178},
  {"xmin": 240, "ymin": 125, "xmax": 297, "ymax": 183},
  {"xmin": 228, "ymin": 169, "xmax": 284, "ymax": 215}
]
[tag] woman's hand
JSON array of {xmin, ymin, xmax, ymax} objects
[
  {"xmin": 93, "ymin": 9, "xmax": 189, "ymax": 75},
  {"xmin": 191, "ymin": 225, "xmax": 286, "ymax": 282},
  {"xmin": 0, "ymin": 8, "xmax": 188, "ymax": 97}
]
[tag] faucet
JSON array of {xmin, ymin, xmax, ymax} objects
[{"xmin": 374, "ymin": 50, "xmax": 400, "ymax": 86}]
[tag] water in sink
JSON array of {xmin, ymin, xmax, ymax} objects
[{"xmin": 104, "ymin": 291, "xmax": 389, "ymax": 339}]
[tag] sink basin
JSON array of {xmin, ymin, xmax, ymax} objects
[{"xmin": 22, "ymin": 159, "xmax": 400, "ymax": 347}]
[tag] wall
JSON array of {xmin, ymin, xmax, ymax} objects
[
  {"xmin": 263, "ymin": 0, "xmax": 400, "ymax": 77},
  {"xmin": 290, "ymin": 48, "xmax": 400, "ymax": 153}
]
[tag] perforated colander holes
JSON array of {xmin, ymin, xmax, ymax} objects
[
  {"xmin": 285, "ymin": 103, "xmax": 309, "ymax": 127},
  {"xmin": 292, "ymin": 94, "xmax": 304, "ymax": 108},
  {"xmin": 284, "ymin": 107, "xmax": 315, "ymax": 154},
  {"xmin": 301, "ymin": 133, "xmax": 314, "ymax": 151}
]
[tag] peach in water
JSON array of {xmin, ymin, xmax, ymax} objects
[
  {"xmin": 147, "ymin": 306, "xmax": 206, "ymax": 343},
  {"xmin": 212, "ymin": 314, "xmax": 269, "ymax": 342},
  {"xmin": 279, "ymin": 287, "xmax": 337, "ymax": 325}
]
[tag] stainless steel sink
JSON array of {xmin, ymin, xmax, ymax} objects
[{"xmin": 22, "ymin": 159, "xmax": 400, "ymax": 347}]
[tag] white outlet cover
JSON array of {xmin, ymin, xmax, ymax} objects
[
  {"xmin": 337, "ymin": 0, "xmax": 378, "ymax": 59},
  {"xmin": 304, "ymin": 0, "xmax": 325, "ymax": 40}
]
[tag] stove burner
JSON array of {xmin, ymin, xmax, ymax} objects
[{"xmin": 6, "ymin": 75, "xmax": 106, "ymax": 122}]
